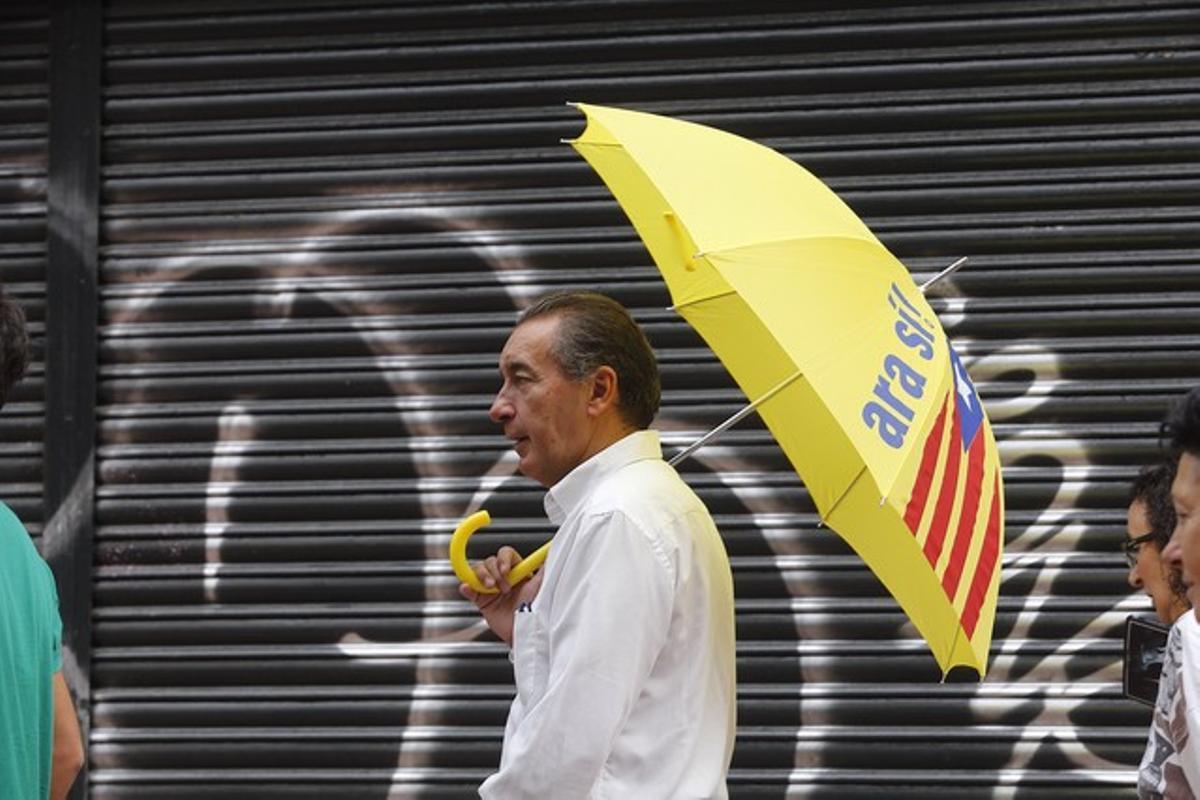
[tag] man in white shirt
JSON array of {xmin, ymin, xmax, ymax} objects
[
  {"xmin": 1150, "ymin": 387, "xmax": 1200, "ymax": 797},
  {"xmin": 460, "ymin": 291, "xmax": 737, "ymax": 799}
]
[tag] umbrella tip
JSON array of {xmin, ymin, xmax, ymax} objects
[{"xmin": 565, "ymin": 101, "xmax": 581, "ymax": 108}]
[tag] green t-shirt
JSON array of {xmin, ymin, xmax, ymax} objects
[{"xmin": 0, "ymin": 501, "xmax": 62, "ymax": 800}]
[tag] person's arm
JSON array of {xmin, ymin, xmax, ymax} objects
[
  {"xmin": 480, "ymin": 510, "xmax": 674, "ymax": 799},
  {"xmin": 49, "ymin": 671, "xmax": 84, "ymax": 800}
]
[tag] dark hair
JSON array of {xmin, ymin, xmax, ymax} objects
[
  {"xmin": 518, "ymin": 291, "xmax": 660, "ymax": 429},
  {"xmin": 1164, "ymin": 387, "xmax": 1200, "ymax": 460},
  {"xmin": 0, "ymin": 288, "xmax": 29, "ymax": 410},
  {"xmin": 1129, "ymin": 461, "xmax": 1177, "ymax": 550}
]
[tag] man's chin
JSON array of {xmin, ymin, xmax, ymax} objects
[{"xmin": 514, "ymin": 457, "xmax": 548, "ymax": 488}]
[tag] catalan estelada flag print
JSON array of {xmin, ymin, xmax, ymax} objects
[{"xmin": 901, "ymin": 345, "xmax": 1004, "ymax": 646}]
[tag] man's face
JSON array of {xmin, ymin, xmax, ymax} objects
[
  {"xmin": 1126, "ymin": 500, "xmax": 1181, "ymax": 623},
  {"xmin": 489, "ymin": 315, "xmax": 593, "ymax": 488},
  {"xmin": 1165, "ymin": 451, "xmax": 1200, "ymax": 619}
]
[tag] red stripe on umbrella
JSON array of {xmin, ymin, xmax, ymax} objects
[
  {"xmin": 939, "ymin": 432, "xmax": 988, "ymax": 601},
  {"xmin": 922, "ymin": 404, "xmax": 964, "ymax": 567},
  {"xmin": 903, "ymin": 396, "xmax": 950, "ymax": 535},
  {"xmin": 962, "ymin": 473, "xmax": 1003, "ymax": 639}
]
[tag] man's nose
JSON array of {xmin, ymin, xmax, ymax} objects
[
  {"xmin": 1163, "ymin": 535, "xmax": 1183, "ymax": 568},
  {"xmin": 1127, "ymin": 563, "xmax": 1142, "ymax": 590},
  {"xmin": 489, "ymin": 392, "xmax": 511, "ymax": 424}
]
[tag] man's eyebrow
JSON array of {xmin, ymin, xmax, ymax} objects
[{"xmin": 501, "ymin": 356, "xmax": 534, "ymax": 375}]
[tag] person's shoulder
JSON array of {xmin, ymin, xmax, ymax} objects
[
  {"xmin": 0, "ymin": 500, "xmax": 54, "ymax": 584},
  {"xmin": 0, "ymin": 498, "xmax": 24, "ymax": 530},
  {"xmin": 592, "ymin": 455, "xmax": 681, "ymax": 500},
  {"xmin": 585, "ymin": 458, "xmax": 711, "ymax": 535},
  {"xmin": 0, "ymin": 499, "xmax": 36, "ymax": 557}
]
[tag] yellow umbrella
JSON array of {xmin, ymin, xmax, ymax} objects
[{"xmin": 567, "ymin": 103, "xmax": 1004, "ymax": 677}]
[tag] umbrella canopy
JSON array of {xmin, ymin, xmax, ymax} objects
[{"xmin": 569, "ymin": 103, "xmax": 1004, "ymax": 676}]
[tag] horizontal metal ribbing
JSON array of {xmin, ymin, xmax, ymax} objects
[
  {"xmin": 0, "ymin": 3, "xmax": 47, "ymax": 550},
  {"xmin": 88, "ymin": 0, "xmax": 1199, "ymax": 796}
]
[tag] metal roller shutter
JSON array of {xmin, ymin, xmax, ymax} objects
[
  {"xmin": 0, "ymin": 3, "xmax": 47, "ymax": 549},
  {"xmin": 88, "ymin": 1, "xmax": 1200, "ymax": 797}
]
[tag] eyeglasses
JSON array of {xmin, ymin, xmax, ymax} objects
[{"xmin": 1123, "ymin": 531, "xmax": 1159, "ymax": 569}]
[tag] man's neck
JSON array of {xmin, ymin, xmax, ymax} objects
[{"xmin": 578, "ymin": 417, "xmax": 638, "ymax": 467}]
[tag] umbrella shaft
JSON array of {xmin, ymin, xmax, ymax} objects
[
  {"xmin": 668, "ymin": 370, "xmax": 802, "ymax": 466},
  {"xmin": 920, "ymin": 256, "xmax": 968, "ymax": 293}
]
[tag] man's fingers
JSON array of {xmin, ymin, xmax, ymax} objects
[
  {"xmin": 466, "ymin": 548, "xmax": 526, "ymax": 597},
  {"xmin": 475, "ymin": 556, "xmax": 499, "ymax": 590},
  {"xmin": 497, "ymin": 546, "xmax": 523, "ymax": 571},
  {"xmin": 484, "ymin": 555, "xmax": 509, "ymax": 591},
  {"xmin": 472, "ymin": 555, "xmax": 511, "ymax": 593},
  {"xmin": 495, "ymin": 547, "xmax": 524, "ymax": 591}
]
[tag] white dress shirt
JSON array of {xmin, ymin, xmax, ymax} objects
[{"xmin": 479, "ymin": 430, "xmax": 737, "ymax": 799}]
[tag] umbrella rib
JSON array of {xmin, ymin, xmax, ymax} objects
[
  {"xmin": 696, "ymin": 233, "xmax": 879, "ymax": 261},
  {"xmin": 668, "ymin": 369, "xmax": 804, "ymax": 466},
  {"xmin": 671, "ymin": 257, "xmax": 967, "ymax": 312},
  {"xmin": 819, "ymin": 464, "xmax": 869, "ymax": 526},
  {"xmin": 668, "ymin": 288, "xmax": 736, "ymax": 312}
]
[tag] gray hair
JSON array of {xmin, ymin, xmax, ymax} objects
[{"xmin": 518, "ymin": 291, "xmax": 660, "ymax": 429}]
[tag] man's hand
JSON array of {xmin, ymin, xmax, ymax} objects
[{"xmin": 459, "ymin": 546, "xmax": 543, "ymax": 646}]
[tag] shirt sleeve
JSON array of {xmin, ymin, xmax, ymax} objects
[{"xmin": 479, "ymin": 510, "xmax": 675, "ymax": 799}]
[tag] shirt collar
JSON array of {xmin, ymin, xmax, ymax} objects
[{"xmin": 544, "ymin": 429, "xmax": 662, "ymax": 525}]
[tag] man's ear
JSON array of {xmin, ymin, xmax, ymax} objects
[{"xmin": 586, "ymin": 365, "xmax": 619, "ymax": 417}]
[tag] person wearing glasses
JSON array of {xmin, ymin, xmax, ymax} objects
[{"xmin": 1126, "ymin": 461, "xmax": 1189, "ymax": 626}]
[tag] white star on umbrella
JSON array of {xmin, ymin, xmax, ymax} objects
[{"xmin": 955, "ymin": 359, "xmax": 975, "ymax": 409}]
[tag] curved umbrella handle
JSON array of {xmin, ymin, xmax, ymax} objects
[{"xmin": 449, "ymin": 510, "xmax": 550, "ymax": 594}]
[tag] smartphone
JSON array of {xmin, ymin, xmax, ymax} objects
[{"xmin": 1124, "ymin": 614, "xmax": 1171, "ymax": 707}]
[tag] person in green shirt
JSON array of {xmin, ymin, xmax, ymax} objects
[{"xmin": 0, "ymin": 288, "xmax": 83, "ymax": 799}]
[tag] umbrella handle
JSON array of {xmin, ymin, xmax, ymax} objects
[{"xmin": 449, "ymin": 510, "xmax": 550, "ymax": 594}]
